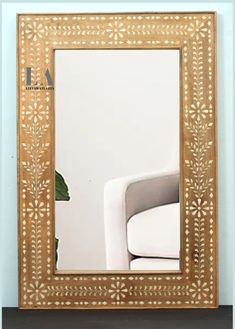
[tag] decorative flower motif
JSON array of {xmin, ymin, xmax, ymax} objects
[
  {"xmin": 25, "ymin": 103, "xmax": 48, "ymax": 123},
  {"xmin": 108, "ymin": 281, "xmax": 128, "ymax": 301},
  {"xmin": 26, "ymin": 200, "xmax": 48, "ymax": 219},
  {"xmin": 27, "ymin": 281, "xmax": 47, "ymax": 301},
  {"xmin": 190, "ymin": 199, "xmax": 209, "ymax": 218},
  {"xmin": 25, "ymin": 22, "xmax": 44, "ymax": 41},
  {"xmin": 188, "ymin": 20, "xmax": 208, "ymax": 40},
  {"xmin": 189, "ymin": 280, "xmax": 209, "ymax": 300},
  {"xmin": 106, "ymin": 21, "xmax": 126, "ymax": 41},
  {"xmin": 189, "ymin": 102, "xmax": 209, "ymax": 121}
]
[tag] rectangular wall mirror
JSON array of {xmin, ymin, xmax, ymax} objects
[
  {"xmin": 18, "ymin": 12, "xmax": 217, "ymax": 309},
  {"xmin": 55, "ymin": 49, "xmax": 180, "ymax": 272}
]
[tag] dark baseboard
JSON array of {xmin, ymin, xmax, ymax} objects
[{"xmin": 2, "ymin": 306, "xmax": 232, "ymax": 329}]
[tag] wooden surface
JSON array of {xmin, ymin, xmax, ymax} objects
[
  {"xmin": 18, "ymin": 12, "xmax": 217, "ymax": 309},
  {"xmin": 3, "ymin": 306, "xmax": 232, "ymax": 329}
]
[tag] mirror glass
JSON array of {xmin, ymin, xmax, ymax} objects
[{"xmin": 55, "ymin": 49, "xmax": 180, "ymax": 271}]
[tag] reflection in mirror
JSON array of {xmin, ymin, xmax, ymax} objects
[{"xmin": 55, "ymin": 49, "xmax": 180, "ymax": 271}]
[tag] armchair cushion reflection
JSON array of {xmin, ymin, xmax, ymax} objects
[{"xmin": 104, "ymin": 171, "xmax": 180, "ymax": 270}]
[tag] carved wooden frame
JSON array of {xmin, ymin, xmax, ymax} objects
[{"xmin": 18, "ymin": 12, "xmax": 217, "ymax": 309}]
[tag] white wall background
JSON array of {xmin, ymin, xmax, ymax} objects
[
  {"xmin": 1, "ymin": 2, "xmax": 233, "ymax": 305},
  {"xmin": 55, "ymin": 50, "xmax": 179, "ymax": 270}
]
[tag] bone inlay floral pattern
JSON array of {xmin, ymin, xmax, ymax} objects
[{"xmin": 18, "ymin": 12, "xmax": 217, "ymax": 309}]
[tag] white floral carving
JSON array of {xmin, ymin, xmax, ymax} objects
[
  {"xmin": 25, "ymin": 103, "xmax": 48, "ymax": 123},
  {"xmin": 189, "ymin": 280, "xmax": 209, "ymax": 300},
  {"xmin": 25, "ymin": 22, "xmax": 44, "ymax": 41},
  {"xmin": 27, "ymin": 281, "xmax": 47, "ymax": 301},
  {"xmin": 190, "ymin": 199, "xmax": 209, "ymax": 218},
  {"xmin": 108, "ymin": 282, "xmax": 128, "ymax": 301},
  {"xmin": 26, "ymin": 200, "xmax": 48, "ymax": 219},
  {"xmin": 106, "ymin": 21, "xmax": 126, "ymax": 40},
  {"xmin": 188, "ymin": 20, "xmax": 207, "ymax": 40},
  {"xmin": 189, "ymin": 102, "xmax": 209, "ymax": 121}
]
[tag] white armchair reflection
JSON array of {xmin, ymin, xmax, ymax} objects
[{"xmin": 104, "ymin": 171, "xmax": 180, "ymax": 271}]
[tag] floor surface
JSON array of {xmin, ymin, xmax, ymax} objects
[{"xmin": 3, "ymin": 306, "xmax": 232, "ymax": 329}]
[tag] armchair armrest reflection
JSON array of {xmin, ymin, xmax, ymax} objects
[{"xmin": 104, "ymin": 170, "xmax": 179, "ymax": 270}]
